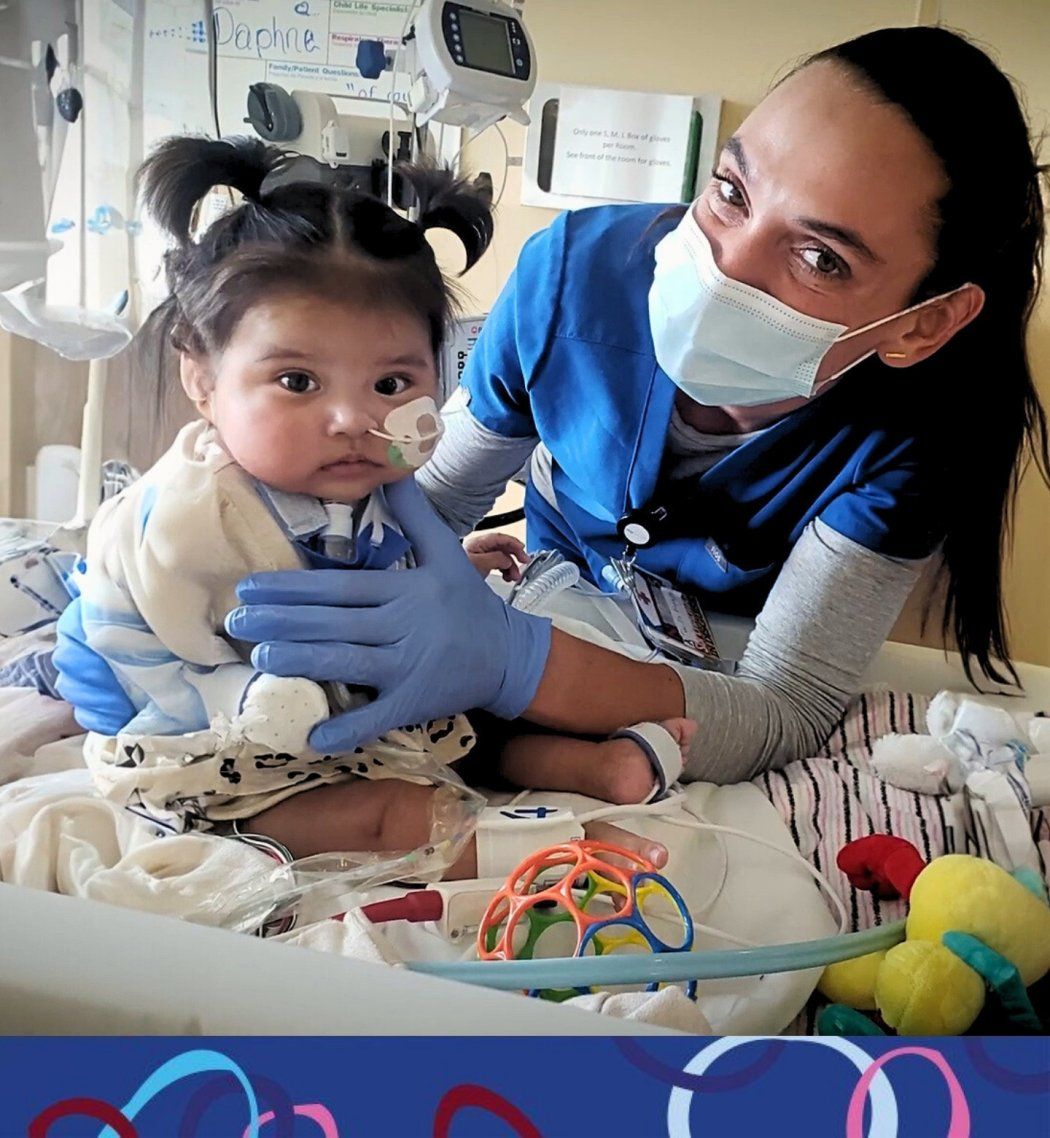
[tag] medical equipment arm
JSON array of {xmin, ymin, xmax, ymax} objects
[{"xmin": 225, "ymin": 476, "xmax": 553, "ymax": 754}]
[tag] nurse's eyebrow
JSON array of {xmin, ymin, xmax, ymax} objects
[
  {"xmin": 722, "ymin": 135, "xmax": 749, "ymax": 177},
  {"xmin": 795, "ymin": 218, "xmax": 883, "ymax": 264},
  {"xmin": 723, "ymin": 135, "xmax": 883, "ymax": 265}
]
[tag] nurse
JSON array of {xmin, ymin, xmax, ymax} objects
[{"xmin": 58, "ymin": 26, "xmax": 1049, "ymax": 783}]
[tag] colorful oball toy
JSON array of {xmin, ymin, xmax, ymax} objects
[{"xmin": 477, "ymin": 839, "xmax": 696, "ymax": 1001}]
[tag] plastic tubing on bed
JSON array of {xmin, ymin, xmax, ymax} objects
[{"xmin": 406, "ymin": 919, "xmax": 906, "ymax": 991}]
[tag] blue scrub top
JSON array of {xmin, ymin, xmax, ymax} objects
[{"xmin": 462, "ymin": 204, "xmax": 945, "ymax": 616}]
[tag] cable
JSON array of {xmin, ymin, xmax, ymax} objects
[
  {"xmin": 689, "ymin": 923, "xmax": 757, "ymax": 949},
  {"xmin": 492, "ymin": 121, "xmax": 510, "ymax": 209},
  {"xmin": 478, "ymin": 785, "xmax": 848, "ymax": 973},
  {"xmin": 201, "ymin": 0, "xmax": 235, "ymax": 207},
  {"xmin": 386, "ymin": 43, "xmax": 400, "ymax": 206},
  {"xmin": 203, "ymin": 0, "xmax": 221, "ymax": 140},
  {"xmin": 502, "ymin": 784, "xmax": 845, "ymax": 932},
  {"xmin": 572, "ymin": 793, "xmax": 849, "ymax": 935},
  {"xmin": 448, "ymin": 124, "xmax": 493, "ymax": 176},
  {"xmin": 497, "ymin": 788, "xmax": 728, "ymax": 926},
  {"xmin": 76, "ymin": 0, "xmax": 86, "ymax": 308},
  {"xmin": 386, "ymin": 2, "xmax": 421, "ymax": 207}
]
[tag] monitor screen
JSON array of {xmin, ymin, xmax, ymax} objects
[{"xmin": 457, "ymin": 9, "xmax": 515, "ymax": 76}]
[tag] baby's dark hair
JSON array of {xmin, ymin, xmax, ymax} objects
[{"xmin": 136, "ymin": 136, "xmax": 494, "ymax": 365}]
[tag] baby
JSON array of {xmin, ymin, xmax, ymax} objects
[{"xmin": 75, "ymin": 136, "xmax": 692, "ymax": 878}]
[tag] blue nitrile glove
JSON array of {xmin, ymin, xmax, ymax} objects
[
  {"xmin": 225, "ymin": 476, "xmax": 552, "ymax": 755},
  {"xmin": 53, "ymin": 594, "xmax": 136, "ymax": 734}
]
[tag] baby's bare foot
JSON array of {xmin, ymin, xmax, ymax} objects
[
  {"xmin": 583, "ymin": 820, "xmax": 668, "ymax": 869},
  {"xmin": 589, "ymin": 717, "xmax": 696, "ymax": 805},
  {"xmin": 660, "ymin": 716, "xmax": 697, "ymax": 755}
]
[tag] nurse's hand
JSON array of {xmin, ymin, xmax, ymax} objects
[
  {"xmin": 53, "ymin": 595, "xmax": 137, "ymax": 734},
  {"xmin": 225, "ymin": 476, "xmax": 553, "ymax": 755}
]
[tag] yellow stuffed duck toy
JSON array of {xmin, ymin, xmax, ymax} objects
[{"xmin": 818, "ymin": 834, "xmax": 1050, "ymax": 1036}]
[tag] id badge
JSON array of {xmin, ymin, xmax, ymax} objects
[{"xmin": 611, "ymin": 559, "xmax": 732, "ymax": 672}]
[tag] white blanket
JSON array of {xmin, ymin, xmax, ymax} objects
[
  {"xmin": 0, "ymin": 767, "xmax": 274, "ymax": 924},
  {"xmin": 0, "ymin": 719, "xmax": 835, "ymax": 1035}
]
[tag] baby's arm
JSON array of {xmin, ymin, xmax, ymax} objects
[
  {"xmin": 79, "ymin": 470, "xmax": 327, "ymax": 747},
  {"xmin": 76, "ymin": 565, "xmax": 255, "ymax": 736}
]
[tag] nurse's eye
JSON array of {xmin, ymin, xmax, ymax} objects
[
  {"xmin": 277, "ymin": 371, "xmax": 319, "ymax": 394},
  {"xmin": 799, "ymin": 246, "xmax": 849, "ymax": 279},
  {"xmin": 375, "ymin": 374, "xmax": 412, "ymax": 396},
  {"xmin": 712, "ymin": 171, "xmax": 745, "ymax": 209}
]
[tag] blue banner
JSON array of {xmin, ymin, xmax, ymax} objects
[{"xmin": 5, "ymin": 1036, "xmax": 1048, "ymax": 1136}]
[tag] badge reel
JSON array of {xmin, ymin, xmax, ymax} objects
[{"xmin": 612, "ymin": 509, "xmax": 734, "ymax": 673}]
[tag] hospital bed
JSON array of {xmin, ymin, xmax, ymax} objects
[
  {"xmin": 3, "ymin": 0, "xmax": 1045, "ymax": 1039},
  {"xmin": 0, "ymin": 884, "xmax": 671, "ymax": 1035},
  {"xmin": 3, "ymin": 600, "xmax": 1048, "ymax": 1037}
]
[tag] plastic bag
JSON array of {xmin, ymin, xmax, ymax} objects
[{"xmin": 213, "ymin": 756, "xmax": 486, "ymax": 936}]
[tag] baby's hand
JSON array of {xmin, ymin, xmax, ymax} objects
[
  {"xmin": 463, "ymin": 532, "xmax": 530, "ymax": 582},
  {"xmin": 234, "ymin": 673, "xmax": 330, "ymax": 755}
]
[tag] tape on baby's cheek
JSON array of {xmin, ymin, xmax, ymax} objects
[{"xmin": 369, "ymin": 397, "xmax": 444, "ymax": 470}]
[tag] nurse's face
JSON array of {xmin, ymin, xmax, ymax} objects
[{"xmin": 693, "ymin": 61, "xmax": 971, "ymax": 382}]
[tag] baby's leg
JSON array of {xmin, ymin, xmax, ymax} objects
[
  {"xmin": 498, "ymin": 720, "xmax": 696, "ymax": 805},
  {"xmin": 248, "ymin": 779, "xmax": 477, "ymax": 879},
  {"xmin": 246, "ymin": 777, "xmax": 671, "ymax": 877}
]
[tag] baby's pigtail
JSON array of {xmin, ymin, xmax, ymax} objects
[
  {"xmin": 136, "ymin": 136, "xmax": 286, "ymax": 244},
  {"xmin": 400, "ymin": 163, "xmax": 495, "ymax": 272}
]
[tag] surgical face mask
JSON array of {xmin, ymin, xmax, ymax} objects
[
  {"xmin": 648, "ymin": 209, "xmax": 965, "ymax": 407},
  {"xmin": 367, "ymin": 395, "xmax": 444, "ymax": 469}
]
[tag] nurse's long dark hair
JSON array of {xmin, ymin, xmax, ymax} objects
[
  {"xmin": 802, "ymin": 27, "xmax": 1049, "ymax": 687},
  {"xmin": 133, "ymin": 135, "xmax": 493, "ymax": 388}
]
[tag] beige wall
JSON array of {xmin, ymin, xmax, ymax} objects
[{"xmin": 440, "ymin": 0, "xmax": 1050, "ymax": 668}]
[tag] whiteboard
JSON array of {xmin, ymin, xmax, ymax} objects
[{"xmin": 144, "ymin": 0, "xmax": 420, "ymax": 135}]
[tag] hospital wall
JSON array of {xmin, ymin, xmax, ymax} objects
[{"xmin": 442, "ymin": 0, "xmax": 1050, "ymax": 670}]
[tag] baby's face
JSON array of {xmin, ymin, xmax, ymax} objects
[{"xmin": 192, "ymin": 294, "xmax": 439, "ymax": 501}]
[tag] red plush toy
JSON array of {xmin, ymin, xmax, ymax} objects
[{"xmin": 835, "ymin": 834, "xmax": 927, "ymax": 900}]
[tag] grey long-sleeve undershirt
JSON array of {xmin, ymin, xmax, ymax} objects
[
  {"xmin": 417, "ymin": 390, "xmax": 538, "ymax": 537},
  {"xmin": 669, "ymin": 520, "xmax": 925, "ymax": 781},
  {"xmin": 417, "ymin": 404, "xmax": 928, "ymax": 782}
]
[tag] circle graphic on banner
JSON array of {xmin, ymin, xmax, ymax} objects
[
  {"xmin": 616, "ymin": 1038, "xmax": 787, "ymax": 1093},
  {"xmin": 966, "ymin": 1039, "xmax": 1050, "ymax": 1095},
  {"xmin": 665, "ymin": 1038, "xmax": 900, "ymax": 1138}
]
